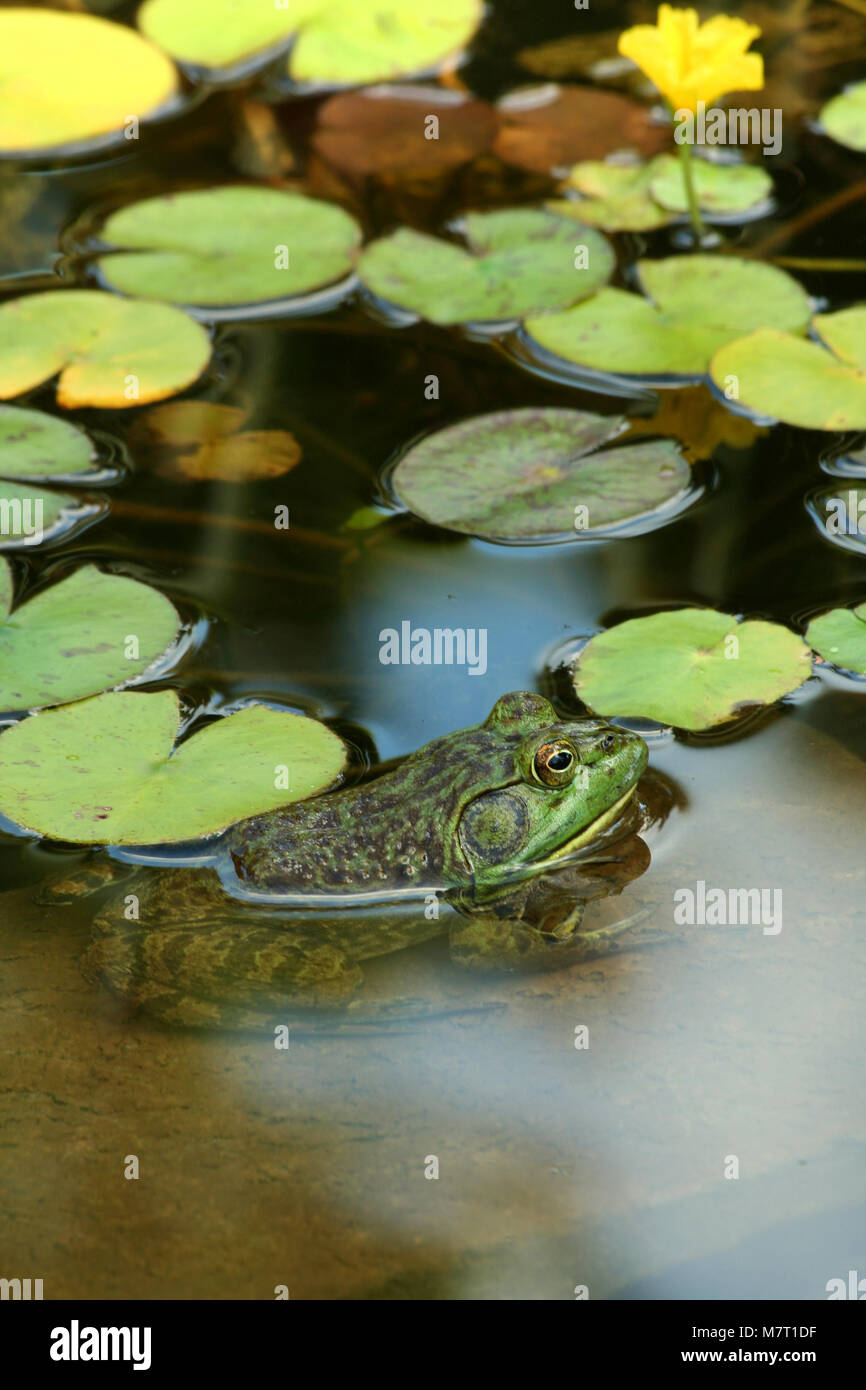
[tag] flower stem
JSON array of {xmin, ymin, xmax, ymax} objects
[{"xmin": 677, "ymin": 135, "xmax": 706, "ymax": 242}]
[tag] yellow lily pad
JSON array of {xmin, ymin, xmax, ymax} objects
[
  {"xmin": 0, "ymin": 8, "xmax": 179, "ymax": 155},
  {"xmin": 709, "ymin": 309, "xmax": 866, "ymax": 430},
  {"xmin": 137, "ymin": 0, "xmax": 482, "ymax": 85},
  {"xmin": 0, "ymin": 291, "xmax": 212, "ymax": 409}
]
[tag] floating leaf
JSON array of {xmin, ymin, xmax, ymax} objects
[
  {"xmin": 312, "ymin": 86, "xmax": 497, "ymax": 179},
  {"xmin": 819, "ymin": 80, "xmax": 866, "ymax": 153},
  {"xmin": 493, "ymin": 86, "xmax": 668, "ymax": 173},
  {"xmin": 0, "ymin": 404, "xmax": 96, "ymax": 478},
  {"xmin": 806, "ymin": 604, "xmax": 866, "ymax": 673},
  {"xmin": 573, "ymin": 609, "xmax": 812, "ymax": 731},
  {"xmin": 0, "ymin": 690, "xmax": 347, "ymax": 844},
  {"xmin": 0, "ymin": 562, "xmax": 179, "ymax": 711},
  {"xmin": 138, "ymin": 0, "xmax": 482, "ymax": 85},
  {"xmin": 525, "ymin": 256, "xmax": 811, "ymax": 380},
  {"xmin": 358, "ymin": 208, "xmax": 614, "ymax": 325},
  {"xmin": 807, "ymin": 483, "xmax": 866, "ymax": 552},
  {"xmin": 0, "ymin": 480, "xmax": 80, "ymax": 550},
  {"xmin": 0, "ymin": 290, "xmax": 212, "ymax": 408},
  {"xmin": 551, "ymin": 160, "xmax": 673, "ymax": 232},
  {"xmin": 96, "ymin": 187, "xmax": 362, "ymax": 308},
  {"xmin": 0, "ymin": 9, "xmax": 178, "ymax": 155},
  {"xmin": 392, "ymin": 407, "xmax": 691, "ymax": 540},
  {"xmin": 709, "ymin": 309, "xmax": 866, "ymax": 430},
  {"xmin": 0, "ymin": 406, "xmax": 107, "ymax": 550},
  {"xmin": 647, "ymin": 156, "xmax": 772, "ymax": 216},
  {"xmin": 552, "ymin": 155, "xmax": 772, "ymax": 233}
]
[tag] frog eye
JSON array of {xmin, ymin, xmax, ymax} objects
[{"xmin": 533, "ymin": 740, "xmax": 577, "ymax": 787}]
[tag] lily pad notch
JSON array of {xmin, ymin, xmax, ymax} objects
[
  {"xmin": 572, "ymin": 608, "xmax": 813, "ymax": 731},
  {"xmin": 389, "ymin": 406, "xmax": 696, "ymax": 542},
  {"xmin": 0, "ymin": 690, "xmax": 348, "ymax": 844}
]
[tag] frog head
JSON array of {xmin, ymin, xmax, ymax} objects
[{"xmin": 448, "ymin": 692, "xmax": 647, "ymax": 888}]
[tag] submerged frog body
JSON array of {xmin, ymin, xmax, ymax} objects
[{"xmin": 58, "ymin": 693, "xmax": 654, "ymax": 1030}]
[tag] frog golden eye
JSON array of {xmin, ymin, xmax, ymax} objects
[{"xmin": 533, "ymin": 740, "xmax": 577, "ymax": 787}]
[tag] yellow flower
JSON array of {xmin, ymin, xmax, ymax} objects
[{"xmin": 618, "ymin": 5, "xmax": 764, "ymax": 113}]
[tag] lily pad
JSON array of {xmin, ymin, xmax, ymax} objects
[
  {"xmin": 0, "ymin": 406, "xmax": 107, "ymax": 549},
  {"xmin": 525, "ymin": 256, "xmax": 811, "ymax": 381},
  {"xmin": 551, "ymin": 160, "xmax": 673, "ymax": 233},
  {"xmin": 819, "ymin": 81, "xmax": 866, "ymax": 153},
  {"xmin": 709, "ymin": 308, "xmax": 866, "ymax": 430},
  {"xmin": 0, "ymin": 561, "xmax": 180, "ymax": 711},
  {"xmin": 0, "ymin": 690, "xmax": 347, "ymax": 844},
  {"xmin": 0, "ymin": 9, "xmax": 179, "ymax": 156},
  {"xmin": 493, "ymin": 85, "xmax": 669, "ymax": 173},
  {"xmin": 0, "ymin": 290, "xmax": 212, "ymax": 408},
  {"xmin": 552, "ymin": 156, "xmax": 771, "ymax": 233},
  {"xmin": 806, "ymin": 604, "xmax": 866, "ymax": 674},
  {"xmin": 137, "ymin": 0, "xmax": 482, "ymax": 84},
  {"xmin": 573, "ymin": 608, "xmax": 812, "ymax": 731},
  {"xmin": 0, "ymin": 404, "xmax": 96, "ymax": 478},
  {"xmin": 391, "ymin": 407, "xmax": 691, "ymax": 540},
  {"xmin": 648, "ymin": 157, "xmax": 772, "ymax": 216},
  {"xmin": 96, "ymin": 188, "xmax": 362, "ymax": 308},
  {"xmin": 358, "ymin": 208, "xmax": 614, "ymax": 326},
  {"xmin": 311, "ymin": 86, "xmax": 497, "ymax": 180}
]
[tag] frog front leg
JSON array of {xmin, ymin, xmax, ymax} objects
[{"xmin": 448, "ymin": 890, "xmax": 653, "ymax": 974}]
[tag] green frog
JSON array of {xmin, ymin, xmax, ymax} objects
[{"xmin": 48, "ymin": 692, "xmax": 659, "ymax": 1030}]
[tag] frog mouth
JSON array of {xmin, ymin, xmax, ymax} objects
[{"xmin": 543, "ymin": 786, "xmax": 639, "ymax": 864}]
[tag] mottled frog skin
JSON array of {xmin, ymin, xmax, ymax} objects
[{"xmin": 59, "ymin": 692, "xmax": 652, "ymax": 1030}]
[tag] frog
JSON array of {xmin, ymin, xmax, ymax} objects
[{"xmin": 44, "ymin": 692, "xmax": 659, "ymax": 1031}]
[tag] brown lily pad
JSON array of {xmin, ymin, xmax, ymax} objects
[
  {"xmin": 494, "ymin": 85, "xmax": 669, "ymax": 175},
  {"xmin": 312, "ymin": 85, "xmax": 498, "ymax": 181}
]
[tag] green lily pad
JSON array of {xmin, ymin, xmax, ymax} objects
[
  {"xmin": 138, "ymin": 0, "xmax": 482, "ymax": 85},
  {"xmin": 551, "ymin": 156, "xmax": 771, "ymax": 233},
  {"xmin": 709, "ymin": 308, "xmax": 866, "ymax": 430},
  {"xmin": 0, "ymin": 404, "xmax": 96, "ymax": 478},
  {"xmin": 573, "ymin": 608, "xmax": 812, "ymax": 731},
  {"xmin": 550, "ymin": 161, "xmax": 673, "ymax": 233},
  {"xmin": 525, "ymin": 256, "xmax": 811, "ymax": 380},
  {"xmin": 0, "ymin": 561, "xmax": 180, "ymax": 711},
  {"xmin": 0, "ymin": 290, "xmax": 212, "ymax": 408},
  {"xmin": 96, "ymin": 188, "xmax": 362, "ymax": 308},
  {"xmin": 391, "ymin": 407, "xmax": 691, "ymax": 540},
  {"xmin": 0, "ymin": 9, "xmax": 178, "ymax": 156},
  {"xmin": 358, "ymin": 209, "xmax": 614, "ymax": 326},
  {"xmin": 806, "ymin": 603, "xmax": 866, "ymax": 673},
  {"xmin": 648, "ymin": 157, "xmax": 772, "ymax": 216},
  {"xmin": 819, "ymin": 81, "xmax": 866, "ymax": 153},
  {"xmin": 0, "ymin": 690, "xmax": 347, "ymax": 844},
  {"xmin": 0, "ymin": 480, "xmax": 81, "ymax": 549},
  {"xmin": 0, "ymin": 406, "xmax": 106, "ymax": 550}
]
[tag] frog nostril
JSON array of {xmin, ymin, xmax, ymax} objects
[{"xmin": 601, "ymin": 733, "xmax": 616, "ymax": 753}]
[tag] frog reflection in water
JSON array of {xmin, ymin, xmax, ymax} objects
[{"xmin": 60, "ymin": 693, "xmax": 661, "ymax": 1029}]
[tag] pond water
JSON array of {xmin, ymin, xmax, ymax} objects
[{"xmin": 1, "ymin": 0, "xmax": 865, "ymax": 1300}]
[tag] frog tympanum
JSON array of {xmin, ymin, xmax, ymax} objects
[{"xmin": 48, "ymin": 693, "xmax": 660, "ymax": 1030}]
